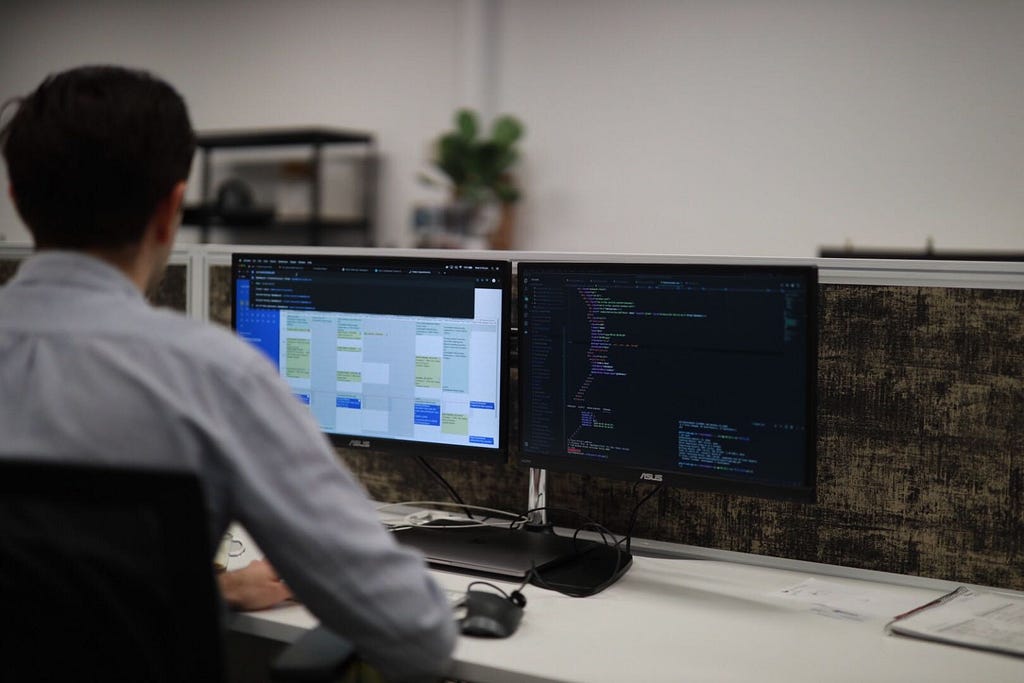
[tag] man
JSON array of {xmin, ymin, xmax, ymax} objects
[{"xmin": 0, "ymin": 65, "xmax": 455, "ymax": 681}]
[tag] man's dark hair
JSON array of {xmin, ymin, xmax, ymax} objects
[{"xmin": 1, "ymin": 65, "xmax": 196, "ymax": 249}]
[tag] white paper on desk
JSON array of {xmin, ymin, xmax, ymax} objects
[
  {"xmin": 887, "ymin": 586, "xmax": 1024, "ymax": 657},
  {"xmin": 774, "ymin": 577, "xmax": 927, "ymax": 621}
]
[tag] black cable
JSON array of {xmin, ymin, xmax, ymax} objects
[
  {"xmin": 465, "ymin": 580, "xmax": 527, "ymax": 608},
  {"xmin": 414, "ymin": 455, "xmax": 475, "ymax": 520},
  {"xmin": 520, "ymin": 506, "xmax": 623, "ymax": 552},
  {"xmin": 516, "ymin": 505, "xmax": 621, "ymax": 547},
  {"xmin": 571, "ymin": 521, "xmax": 616, "ymax": 548},
  {"xmin": 624, "ymin": 482, "xmax": 663, "ymax": 554}
]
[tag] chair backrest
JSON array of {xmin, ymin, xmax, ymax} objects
[{"xmin": 0, "ymin": 459, "xmax": 225, "ymax": 682}]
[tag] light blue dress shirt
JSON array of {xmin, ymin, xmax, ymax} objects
[{"xmin": 0, "ymin": 251, "xmax": 456, "ymax": 682}]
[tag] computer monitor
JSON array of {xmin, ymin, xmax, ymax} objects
[
  {"xmin": 518, "ymin": 261, "xmax": 818, "ymax": 502},
  {"xmin": 231, "ymin": 252, "xmax": 511, "ymax": 462},
  {"xmin": 232, "ymin": 252, "xmax": 606, "ymax": 590}
]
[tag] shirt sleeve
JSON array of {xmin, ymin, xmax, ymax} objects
[{"xmin": 208, "ymin": 355, "xmax": 457, "ymax": 682}]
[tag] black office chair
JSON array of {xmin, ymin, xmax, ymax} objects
[{"xmin": 0, "ymin": 459, "xmax": 354, "ymax": 683}]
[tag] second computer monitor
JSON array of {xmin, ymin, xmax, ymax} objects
[
  {"xmin": 232, "ymin": 253, "xmax": 511, "ymax": 462},
  {"xmin": 518, "ymin": 261, "xmax": 817, "ymax": 501}
]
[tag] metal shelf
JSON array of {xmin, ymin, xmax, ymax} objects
[
  {"xmin": 196, "ymin": 127, "xmax": 372, "ymax": 148},
  {"xmin": 183, "ymin": 127, "xmax": 377, "ymax": 246}
]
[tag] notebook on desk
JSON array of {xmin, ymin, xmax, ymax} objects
[{"xmin": 392, "ymin": 523, "xmax": 592, "ymax": 580}]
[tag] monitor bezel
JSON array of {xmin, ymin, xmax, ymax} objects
[
  {"xmin": 516, "ymin": 260, "xmax": 818, "ymax": 503},
  {"xmin": 231, "ymin": 252, "xmax": 512, "ymax": 464}
]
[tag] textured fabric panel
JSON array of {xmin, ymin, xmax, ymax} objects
[
  {"xmin": 813, "ymin": 285, "xmax": 1023, "ymax": 586},
  {"xmin": 209, "ymin": 263, "xmax": 233, "ymax": 329},
  {"xmin": 151, "ymin": 263, "xmax": 188, "ymax": 311}
]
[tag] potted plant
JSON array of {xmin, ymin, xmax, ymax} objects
[{"xmin": 419, "ymin": 109, "xmax": 524, "ymax": 249}]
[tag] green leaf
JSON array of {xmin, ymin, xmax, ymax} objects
[
  {"xmin": 455, "ymin": 109, "xmax": 478, "ymax": 141},
  {"xmin": 495, "ymin": 148, "xmax": 517, "ymax": 173},
  {"xmin": 475, "ymin": 142, "xmax": 502, "ymax": 183},
  {"xmin": 437, "ymin": 134, "xmax": 470, "ymax": 185},
  {"xmin": 491, "ymin": 116, "xmax": 523, "ymax": 147}
]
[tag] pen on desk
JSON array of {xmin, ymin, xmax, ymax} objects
[{"xmin": 886, "ymin": 586, "xmax": 968, "ymax": 626}]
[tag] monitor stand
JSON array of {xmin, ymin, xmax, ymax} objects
[{"xmin": 393, "ymin": 522, "xmax": 631, "ymax": 597}]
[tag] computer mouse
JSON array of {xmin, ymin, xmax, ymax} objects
[{"xmin": 458, "ymin": 589, "xmax": 524, "ymax": 638}]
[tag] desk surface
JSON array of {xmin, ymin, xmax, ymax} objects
[{"xmin": 226, "ymin": 532, "xmax": 1024, "ymax": 683}]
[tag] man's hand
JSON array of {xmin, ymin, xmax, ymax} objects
[{"xmin": 217, "ymin": 559, "xmax": 294, "ymax": 611}]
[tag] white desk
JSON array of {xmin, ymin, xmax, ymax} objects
[{"xmin": 225, "ymin": 532, "xmax": 1024, "ymax": 683}]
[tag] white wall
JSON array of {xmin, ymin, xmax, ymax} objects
[
  {"xmin": 498, "ymin": 0, "xmax": 1024, "ymax": 255},
  {"xmin": 2, "ymin": 1, "xmax": 1022, "ymax": 256}
]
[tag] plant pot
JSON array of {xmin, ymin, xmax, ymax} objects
[{"xmin": 489, "ymin": 203, "xmax": 515, "ymax": 250}]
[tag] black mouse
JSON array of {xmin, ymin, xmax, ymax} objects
[{"xmin": 458, "ymin": 590, "xmax": 524, "ymax": 638}]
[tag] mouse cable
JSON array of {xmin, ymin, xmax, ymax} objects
[
  {"xmin": 623, "ymin": 482, "xmax": 663, "ymax": 555},
  {"xmin": 465, "ymin": 580, "xmax": 528, "ymax": 608},
  {"xmin": 455, "ymin": 565, "xmax": 534, "ymax": 609},
  {"xmin": 415, "ymin": 455, "xmax": 474, "ymax": 520}
]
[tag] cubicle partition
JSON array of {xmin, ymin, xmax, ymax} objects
[{"xmin": 2, "ymin": 245, "xmax": 1021, "ymax": 592}]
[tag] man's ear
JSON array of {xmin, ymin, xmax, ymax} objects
[{"xmin": 152, "ymin": 181, "xmax": 187, "ymax": 246}]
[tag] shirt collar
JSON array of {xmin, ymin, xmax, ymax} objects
[{"xmin": 10, "ymin": 251, "xmax": 145, "ymax": 302}]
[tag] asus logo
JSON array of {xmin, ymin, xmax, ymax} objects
[
  {"xmin": 639, "ymin": 472, "xmax": 663, "ymax": 482},
  {"xmin": 348, "ymin": 439, "xmax": 371, "ymax": 448}
]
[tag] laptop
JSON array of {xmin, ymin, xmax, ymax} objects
[{"xmin": 393, "ymin": 523, "xmax": 595, "ymax": 579}]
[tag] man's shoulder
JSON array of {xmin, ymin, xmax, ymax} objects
[{"xmin": 140, "ymin": 307, "xmax": 273, "ymax": 376}]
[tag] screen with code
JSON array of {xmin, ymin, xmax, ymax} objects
[
  {"xmin": 518, "ymin": 262, "xmax": 817, "ymax": 500},
  {"xmin": 232, "ymin": 253, "xmax": 510, "ymax": 460}
]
